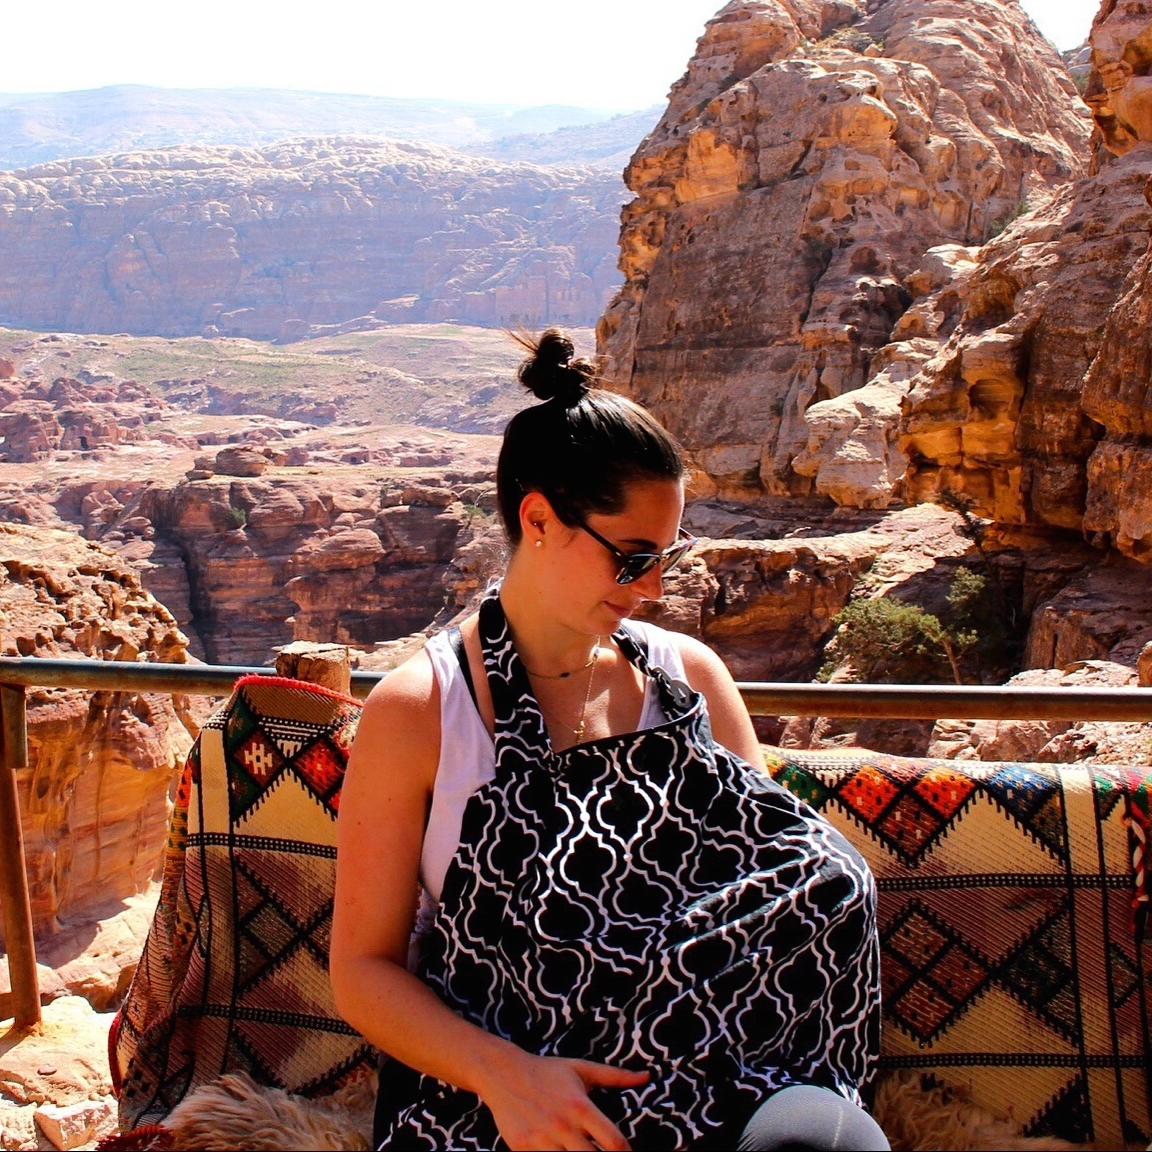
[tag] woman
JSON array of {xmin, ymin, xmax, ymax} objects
[{"xmin": 331, "ymin": 331, "xmax": 886, "ymax": 1152}]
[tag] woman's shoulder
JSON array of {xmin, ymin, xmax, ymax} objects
[
  {"xmin": 350, "ymin": 645, "xmax": 442, "ymax": 794},
  {"xmin": 361, "ymin": 643, "xmax": 438, "ymax": 728},
  {"xmin": 624, "ymin": 619, "xmax": 713, "ymax": 663}
]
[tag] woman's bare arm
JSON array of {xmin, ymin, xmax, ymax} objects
[
  {"xmin": 330, "ymin": 651, "xmax": 645, "ymax": 1151},
  {"xmin": 674, "ymin": 634, "xmax": 766, "ymax": 769}
]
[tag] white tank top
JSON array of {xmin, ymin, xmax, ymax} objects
[{"xmin": 419, "ymin": 621, "xmax": 689, "ymax": 905}]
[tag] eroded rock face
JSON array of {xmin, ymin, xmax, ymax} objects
[
  {"xmin": 898, "ymin": 146, "xmax": 1152, "ymax": 525},
  {"xmin": 0, "ymin": 524, "xmax": 195, "ymax": 940},
  {"xmin": 117, "ymin": 470, "xmax": 498, "ymax": 665},
  {"xmin": 1085, "ymin": 0, "xmax": 1152, "ymax": 155},
  {"xmin": 1081, "ymin": 193, "xmax": 1152, "ymax": 562},
  {"xmin": 636, "ymin": 503, "xmax": 978, "ymax": 679},
  {"xmin": 0, "ymin": 374, "xmax": 187, "ymax": 463},
  {"xmin": 1023, "ymin": 553, "xmax": 1152, "ymax": 670},
  {"xmin": 598, "ymin": 0, "xmax": 1089, "ymax": 501},
  {"xmin": 0, "ymin": 139, "xmax": 624, "ymax": 339},
  {"xmin": 928, "ymin": 660, "xmax": 1149, "ymax": 766}
]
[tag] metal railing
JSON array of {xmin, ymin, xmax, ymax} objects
[{"xmin": 2, "ymin": 653, "xmax": 1151, "ymax": 1031}]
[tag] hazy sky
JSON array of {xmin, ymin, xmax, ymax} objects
[{"xmin": 2, "ymin": 1, "xmax": 1098, "ymax": 111}]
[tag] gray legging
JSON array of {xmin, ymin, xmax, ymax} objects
[{"xmin": 737, "ymin": 1085, "xmax": 890, "ymax": 1151}]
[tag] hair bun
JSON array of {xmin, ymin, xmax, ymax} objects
[{"xmin": 515, "ymin": 327, "xmax": 595, "ymax": 406}]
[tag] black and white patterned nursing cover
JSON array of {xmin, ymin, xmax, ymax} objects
[{"xmin": 378, "ymin": 593, "xmax": 879, "ymax": 1150}]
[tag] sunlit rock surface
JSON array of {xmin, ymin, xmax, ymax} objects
[{"xmin": 598, "ymin": 0, "xmax": 1089, "ymax": 501}]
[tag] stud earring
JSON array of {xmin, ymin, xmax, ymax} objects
[{"xmin": 535, "ymin": 539, "xmax": 543, "ymax": 548}]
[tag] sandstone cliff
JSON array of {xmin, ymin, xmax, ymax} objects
[
  {"xmin": 0, "ymin": 524, "xmax": 196, "ymax": 940},
  {"xmin": 881, "ymin": 0, "xmax": 1152, "ymax": 567},
  {"xmin": 897, "ymin": 146, "xmax": 1152, "ymax": 527},
  {"xmin": 598, "ymin": 0, "xmax": 1090, "ymax": 502},
  {"xmin": 0, "ymin": 139, "xmax": 624, "ymax": 338},
  {"xmin": 124, "ymin": 460, "xmax": 500, "ymax": 665}
]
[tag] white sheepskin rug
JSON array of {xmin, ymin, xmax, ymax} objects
[
  {"xmin": 874, "ymin": 1072, "xmax": 1091, "ymax": 1152},
  {"xmin": 153, "ymin": 1068, "xmax": 1092, "ymax": 1151},
  {"xmin": 161, "ymin": 1071, "xmax": 375, "ymax": 1150}
]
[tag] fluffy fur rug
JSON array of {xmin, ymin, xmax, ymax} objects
[{"xmin": 99, "ymin": 1068, "xmax": 1091, "ymax": 1151}]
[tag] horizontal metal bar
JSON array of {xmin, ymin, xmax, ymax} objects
[
  {"xmin": 0, "ymin": 657, "xmax": 290, "ymax": 697},
  {"xmin": 739, "ymin": 683, "xmax": 1152, "ymax": 721},
  {"xmin": 0, "ymin": 656, "xmax": 1150, "ymax": 720}
]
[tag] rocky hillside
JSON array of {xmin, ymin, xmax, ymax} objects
[
  {"xmin": 0, "ymin": 351, "xmax": 508, "ymax": 664},
  {"xmin": 0, "ymin": 138, "xmax": 625, "ymax": 338},
  {"xmin": 0, "ymin": 524, "xmax": 197, "ymax": 940},
  {"xmin": 590, "ymin": 0, "xmax": 1152, "ymax": 761},
  {"xmin": 599, "ymin": 0, "xmax": 1091, "ymax": 502}
]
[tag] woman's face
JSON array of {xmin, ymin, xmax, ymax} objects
[{"xmin": 530, "ymin": 476, "xmax": 686, "ymax": 636}]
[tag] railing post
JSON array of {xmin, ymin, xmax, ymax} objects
[{"xmin": 0, "ymin": 684, "xmax": 40, "ymax": 1028}]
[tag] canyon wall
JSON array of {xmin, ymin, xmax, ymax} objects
[
  {"xmin": 0, "ymin": 139, "xmax": 624, "ymax": 339},
  {"xmin": 0, "ymin": 524, "xmax": 196, "ymax": 940},
  {"xmin": 889, "ymin": 0, "xmax": 1152, "ymax": 566},
  {"xmin": 125, "ymin": 465, "xmax": 499, "ymax": 665},
  {"xmin": 598, "ymin": 0, "xmax": 1090, "ymax": 501}
]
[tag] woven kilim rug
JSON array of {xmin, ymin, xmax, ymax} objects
[
  {"xmin": 112, "ymin": 675, "xmax": 375, "ymax": 1131},
  {"xmin": 769, "ymin": 748, "xmax": 1152, "ymax": 1150},
  {"xmin": 111, "ymin": 672, "xmax": 1151, "ymax": 1147}
]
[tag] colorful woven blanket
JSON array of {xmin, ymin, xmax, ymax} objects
[
  {"xmin": 112, "ymin": 671, "xmax": 1151, "ymax": 1148},
  {"xmin": 769, "ymin": 750, "xmax": 1152, "ymax": 1149},
  {"xmin": 112, "ymin": 675, "xmax": 374, "ymax": 1130}
]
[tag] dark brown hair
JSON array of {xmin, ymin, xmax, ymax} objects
[{"xmin": 496, "ymin": 329, "xmax": 684, "ymax": 545}]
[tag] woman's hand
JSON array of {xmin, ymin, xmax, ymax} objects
[{"xmin": 477, "ymin": 1050, "xmax": 649, "ymax": 1151}]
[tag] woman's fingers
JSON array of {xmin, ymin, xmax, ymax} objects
[
  {"xmin": 573, "ymin": 1060, "xmax": 650, "ymax": 1090},
  {"xmin": 580, "ymin": 1107, "xmax": 632, "ymax": 1152},
  {"xmin": 569, "ymin": 1061, "xmax": 646, "ymax": 1152},
  {"xmin": 482, "ymin": 1053, "xmax": 646, "ymax": 1150}
]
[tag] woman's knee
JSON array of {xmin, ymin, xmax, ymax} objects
[{"xmin": 737, "ymin": 1084, "xmax": 889, "ymax": 1152}]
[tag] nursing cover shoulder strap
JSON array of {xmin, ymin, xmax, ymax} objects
[
  {"xmin": 477, "ymin": 592, "xmax": 552, "ymax": 766},
  {"xmin": 476, "ymin": 593, "xmax": 695, "ymax": 767},
  {"xmin": 613, "ymin": 620, "xmax": 697, "ymax": 719}
]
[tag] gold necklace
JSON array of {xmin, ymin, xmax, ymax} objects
[
  {"xmin": 572, "ymin": 641, "xmax": 601, "ymax": 744},
  {"xmin": 534, "ymin": 639, "xmax": 602, "ymax": 744}
]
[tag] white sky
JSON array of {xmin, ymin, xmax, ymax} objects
[{"xmin": 0, "ymin": 0, "xmax": 1099, "ymax": 111}]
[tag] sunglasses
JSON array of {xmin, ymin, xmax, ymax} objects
[{"xmin": 574, "ymin": 519, "xmax": 697, "ymax": 585}]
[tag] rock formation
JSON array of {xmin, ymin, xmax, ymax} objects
[
  {"xmin": 598, "ymin": 0, "xmax": 1090, "ymax": 501},
  {"xmin": 1080, "ymin": 202, "xmax": 1152, "ymax": 562},
  {"xmin": 898, "ymin": 146, "xmax": 1152, "ymax": 526},
  {"xmin": 884, "ymin": 0, "xmax": 1152, "ymax": 567},
  {"xmin": 0, "ymin": 374, "xmax": 186, "ymax": 462},
  {"xmin": 1084, "ymin": 0, "xmax": 1152, "ymax": 155},
  {"xmin": 0, "ymin": 524, "xmax": 196, "ymax": 940},
  {"xmin": 645, "ymin": 502, "xmax": 979, "ymax": 681},
  {"xmin": 0, "ymin": 139, "xmax": 624, "ymax": 339},
  {"xmin": 106, "ymin": 447, "xmax": 501, "ymax": 665}
]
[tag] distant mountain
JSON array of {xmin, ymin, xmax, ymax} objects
[
  {"xmin": 0, "ymin": 85, "xmax": 636, "ymax": 170},
  {"xmin": 467, "ymin": 106, "xmax": 663, "ymax": 170},
  {"xmin": 0, "ymin": 137, "xmax": 627, "ymax": 338}
]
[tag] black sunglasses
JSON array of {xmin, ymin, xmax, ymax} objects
[{"xmin": 574, "ymin": 520, "xmax": 697, "ymax": 585}]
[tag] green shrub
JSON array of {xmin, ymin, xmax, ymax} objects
[
  {"xmin": 227, "ymin": 505, "xmax": 248, "ymax": 529},
  {"xmin": 988, "ymin": 198, "xmax": 1031, "ymax": 239},
  {"xmin": 820, "ymin": 566, "xmax": 1007, "ymax": 685}
]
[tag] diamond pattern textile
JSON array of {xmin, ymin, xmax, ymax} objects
[
  {"xmin": 112, "ymin": 676, "xmax": 374, "ymax": 1131},
  {"xmin": 770, "ymin": 750, "xmax": 1152, "ymax": 1149}
]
